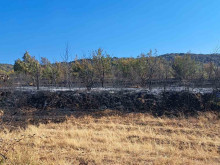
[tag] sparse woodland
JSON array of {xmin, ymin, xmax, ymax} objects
[{"xmin": 3, "ymin": 48, "xmax": 218, "ymax": 90}]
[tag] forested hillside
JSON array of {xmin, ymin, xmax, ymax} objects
[
  {"xmin": 0, "ymin": 64, "xmax": 13, "ymax": 73},
  {"xmin": 160, "ymin": 53, "xmax": 220, "ymax": 65}
]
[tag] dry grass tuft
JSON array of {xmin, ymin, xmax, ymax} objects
[{"xmin": 0, "ymin": 110, "xmax": 220, "ymax": 165}]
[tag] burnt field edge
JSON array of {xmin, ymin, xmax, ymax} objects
[{"xmin": 1, "ymin": 89, "xmax": 220, "ymax": 115}]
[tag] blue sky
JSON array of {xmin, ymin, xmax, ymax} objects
[{"xmin": 0, "ymin": 0, "xmax": 220, "ymax": 64}]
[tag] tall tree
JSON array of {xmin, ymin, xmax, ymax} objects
[
  {"xmin": 62, "ymin": 44, "xmax": 72, "ymax": 88},
  {"xmin": 14, "ymin": 51, "xmax": 41, "ymax": 90},
  {"xmin": 113, "ymin": 58, "xmax": 136, "ymax": 86},
  {"xmin": 157, "ymin": 58, "xmax": 172, "ymax": 91},
  {"xmin": 172, "ymin": 54, "xmax": 199, "ymax": 90},
  {"xmin": 73, "ymin": 58, "xmax": 95, "ymax": 90},
  {"xmin": 172, "ymin": 54, "xmax": 198, "ymax": 80},
  {"xmin": 92, "ymin": 48, "xmax": 111, "ymax": 87},
  {"xmin": 135, "ymin": 50, "xmax": 158, "ymax": 89}
]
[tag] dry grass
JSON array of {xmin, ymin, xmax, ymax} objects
[{"xmin": 0, "ymin": 110, "xmax": 220, "ymax": 165}]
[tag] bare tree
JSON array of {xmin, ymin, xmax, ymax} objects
[
  {"xmin": 62, "ymin": 44, "xmax": 72, "ymax": 88},
  {"xmin": 146, "ymin": 49, "xmax": 158, "ymax": 90}
]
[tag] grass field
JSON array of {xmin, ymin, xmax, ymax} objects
[{"xmin": 0, "ymin": 110, "xmax": 220, "ymax": 165}]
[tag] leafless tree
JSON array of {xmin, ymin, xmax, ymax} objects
[{"xmin": 62, "ymin": 44, "xmax": 72, "ymax": 88}]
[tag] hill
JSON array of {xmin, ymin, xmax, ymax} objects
[
  {"xmin": 0, "ymin": 64, "xmax": 13, "ymax": 73},
  {"xmin": 160, "ymin": 53, "xmax": 220, "ymax": 65}
]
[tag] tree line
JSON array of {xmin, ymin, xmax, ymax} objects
[{"xmin": 11, "ymin": 48, "xmax": 220, "ymax": 90}]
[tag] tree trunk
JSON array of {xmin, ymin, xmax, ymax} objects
[
  {"xmin": 36, "ymin": 67, "xmax": 40, "ymax": 90},
  {"xmin": 36, "ymin": 74, "xmax": 40, "ymax": 90}
]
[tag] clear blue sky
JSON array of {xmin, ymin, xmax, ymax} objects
[{"xmin": 0, "ymin": 0, "xmax": 220, "ymax": 64}]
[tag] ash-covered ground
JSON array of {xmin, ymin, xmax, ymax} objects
[
  {"xmin": 9, "ymin": 86, "xmax": 216, "ymax": 94},
  {"xmin": 1, "ymin": 86, "xmax": 220, "ymax": 116}
]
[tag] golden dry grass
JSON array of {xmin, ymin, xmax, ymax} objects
[{"xmin": 0, "ymin": 110, "xmax": 220, "ymax": 165}]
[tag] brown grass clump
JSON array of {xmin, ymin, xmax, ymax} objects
[{"xmin": 0, "ymin": 110, "xmax": 220, "ymax": 165}]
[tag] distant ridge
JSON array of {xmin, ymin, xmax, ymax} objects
[
  {"xmin": 0, "ymin": 64, "xmax": 13, "ymax": 73},
  {"xmin": 160, "ymin": 53, "xmax": 220, "ymax": 65}
]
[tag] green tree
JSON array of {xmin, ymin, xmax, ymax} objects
[
  {"xmin": 52, "ymin": 62, "xmax": 62, "ymax": 86},
  {"xmin": 41, "ymin": 57, "xmax": 52, "ymax": 83},
  {"xmin": 134, "ymin": 50, "xmax": 158, "ymax": 89},
  {"xmin": 172, "ymin": 54, "xmax": 198, "ymax": 80},
  {"xmin": 113, "ymin": 58, "xmax": 136, "ymax": 86},
  {"xmin": 92, "ymin": 48, "xmax": 111, "ymax": 87},
  {"xmin": 135, "ymin": 53, "xmax": 148, "ymax": 87},
  {"xmin": 172, "ymin": 54, "xmax": 200, "ymax": 90},
  {"xmin": 14, "ymin": 51, "xmax": 41, "ymax": 90},
  {"xmin": 73, "ymin": 58, "xmax": 95, "ymax": 90},
  {"xmin": 40, "ymin": 58, "xmax": 62, "ymax": 86},
  {"xmin": 156, "ymin": 58, "xmax": 172, "ymax": 91}
]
